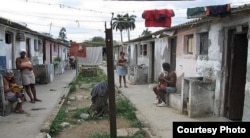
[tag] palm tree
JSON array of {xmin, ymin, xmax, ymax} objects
[
  {"xmin": 124, "ymin": 13, "xmax": 136, "ymax": 41},
  {"xmin": 59, "ymin": 27, "xmax": 67, "ymax": 40},
  {"xmin": 112, "ymin": 13, "xmax": 136, "ymax": 42},
  {"xmin": 141, "ymin": 28, "xmax": 152, "ymax": 37},
  {"xmin": 112, "ymin": 14, "xmax": 126, "ymax": 43}
]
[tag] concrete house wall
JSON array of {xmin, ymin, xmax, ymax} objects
[
  {"xmin": 175, "ymin": 27, "xmax": 197, "ymax": 93},
  {"xmin": 0, "ymin": 25, "xmax": 43, "ymax": 69},
  {"xmin": 154, "ymin": 37, "xmax": 171, "ymax": 81}
]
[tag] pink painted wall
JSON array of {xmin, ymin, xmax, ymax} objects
[{"xmin": 175, "ymin": 28, "xmax": 198, "ymax": 93}]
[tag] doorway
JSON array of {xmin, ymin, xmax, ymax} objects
[
  {"xmin": 170, "ymin": 37, "xmax": 177, "ymax": 71},
  {"xmin": 224, "ymin": 28, "xmax": 248, "ymax": 120},
  {"xmin": 151, "ymin": 42, "xmax": 155, "ymax": 83},
  {"xmin": 26, "ymin": 38, "xmax": 31, "ymax": 58}
]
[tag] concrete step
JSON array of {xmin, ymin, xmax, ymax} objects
[{"xmin": 169, "ymin": 93, "xmax": 182, "ymax": 113}]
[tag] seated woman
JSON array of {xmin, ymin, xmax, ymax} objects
[{"xmin": 3, "ymin": 70, "xmax": 26, "ymax": 114}]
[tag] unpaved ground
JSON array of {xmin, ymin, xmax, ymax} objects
[{"xmin": 54, "ymin": 85, "xmax": 132, "ymax": 138}]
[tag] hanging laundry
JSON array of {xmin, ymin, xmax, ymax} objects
[
  {"xmin": 0, "ymin": 56, "xmax": 6, "ymax": 70},
  {"xmin": 206, "ymin": 4, "xmax": 231, "ymax": 18},
  {"xmin": 142, "ymin": 9, "xmax": 175, "ymax": 27},
  {"xmin": 70, "ymin": 43, "xmax": 86, "ymax": 57},
  {"xmin": 187, "ymin": 7, "xmax": 205, "ymax": 18}
]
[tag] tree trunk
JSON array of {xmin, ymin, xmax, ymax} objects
[
  {"xmin": 120, "ymin": 30, "xmax": 123, "ymax": 43},
  {"xmin": 127, "ymin": 29, "xmax": 130, "ymax": 41}
]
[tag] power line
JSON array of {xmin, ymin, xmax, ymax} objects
[{"xmin": 20, "ymin": 0, "xmax": 250, "ymax": 14}]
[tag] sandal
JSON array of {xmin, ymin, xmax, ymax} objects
[{"xmin": 15, "ymin": 110, "xmax": 27, "ymax": 114}]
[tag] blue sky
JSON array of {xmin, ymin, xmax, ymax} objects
[{"xmin": 0, "ymin": 0, "xmax": 249, "ymax": 43}]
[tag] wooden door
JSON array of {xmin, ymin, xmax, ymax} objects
[{"xmin": 226, "ymin": 32, "xmax": 247, "ymax": 120}]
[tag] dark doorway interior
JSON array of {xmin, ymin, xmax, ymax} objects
[
  {"xmin": 151, "ymin": 42, "xmax": 155, "ymax": 83},
  {"xmin": 26, "ymin": 38, "xmax": 31, "ymax": 58},
  {"xmin": 170, "ymin": 37, "xmax": 177, "ymax": 71},
  {"xmin": 225, "ymin": 29, "xmax": 248, "ymax": 120}
]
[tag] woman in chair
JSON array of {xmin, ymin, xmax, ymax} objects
[{"xmin": 3, "ymin": 70, "xmax": 26, "ymax": 114}]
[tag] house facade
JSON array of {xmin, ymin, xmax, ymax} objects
[
  {"xmin": 0, "ymin": 17, "xmax": 44, "ymax": 70},
  {"xmin": 0, "ymin": 17, "xmax": 70, "ymax": 84},
  {"xmin": 124, "ymin": 4, "xmax": 250, "ymax": 121}
]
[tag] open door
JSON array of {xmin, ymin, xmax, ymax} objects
[{"xmin": 225, "ymin": 28, "xmax": 248, "ymax": 120}]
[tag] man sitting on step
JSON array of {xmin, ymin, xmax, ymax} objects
[{"xmin": 153, "ymin": 62, "xmax": 177, "ymax": 107}]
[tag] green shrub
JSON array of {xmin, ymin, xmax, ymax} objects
[{"xmin": 49, "ymin": 108, "xmax": 66, "ymax": 136}]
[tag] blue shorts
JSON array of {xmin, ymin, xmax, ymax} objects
[{"xmin": 166, "ymin": 87, "xmax": 177, "ymax": 93}]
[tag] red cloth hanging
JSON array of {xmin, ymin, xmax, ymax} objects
[
  {"xmin": 70, "ymin": 43, "xmax": 86, "ymax": 57},
  {"xmin": 142, "ymin": 9, "xmax": 175, "ymax": 27}
]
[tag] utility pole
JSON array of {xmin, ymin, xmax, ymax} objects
[
  {"xmin": 49, "ymin": 22, "xmax": 52, "ymax": 34},
  {"xmin": 105, "ymin": 12, "xmax": 117, "ymax": 138}
]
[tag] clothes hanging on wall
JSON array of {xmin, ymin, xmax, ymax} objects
[
  {"xmin": 70, "ymin": 43, "xmax": 86, "ymax": 58},
  {"xmin": 187, "ymin": 7, "xmax": 206, "ymax": 18},
  {"xmin": 0, "ymin": 56, "xmax": 6, "ymax": 70},
  {"xmin": 142, "ymin": 9, "xmax": 175, "ymax": 27},
  {"xmin": 206, "ymin": 4, "xmax": 231, "ymax": 18}
]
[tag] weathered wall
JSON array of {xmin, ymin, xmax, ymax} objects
[
  {"xmin": 175, "ymin": 28, "xmax": 197, "ymax": 93},
  {"xmin": 154, "ymin": 37, "xmax": 171, "ymax": 81},
  {"xmin": 242, "ymin": 34, "xmax": 250, "ymax": 121},
  {"xmin": 196, "ymin": 23, "xmax": 223, "ymax": 116}
]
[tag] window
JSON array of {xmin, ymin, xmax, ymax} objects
[
  {"xmin": 5, "ymin": 32, "xmax": 12, "ymax": 44},
  {"xmin": 200, "ymin": 32, "xmax": 209, "ymax": 55},
  {"xmin": 185, "ymin": 34, "xmax": 194, "ymax": 54},
  {"xmin": 140, "ymin": 44, "xmax": 147, "ymax": 56}
]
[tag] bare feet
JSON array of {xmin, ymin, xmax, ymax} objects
[
  {"xmin": 35, "ymin": 98, "xmax": 42, "ymax": 102},
  {"xmin": 15, "ymin": 110, "xmax": 27, "ymax": 114},
  {"xmin": 30, "ymin": 99, "xmax": 35, "ymax": 103}
]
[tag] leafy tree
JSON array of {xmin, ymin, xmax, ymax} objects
[
  {"xmin": 112, "ymin": 13, "xmax": 136, "ymax": 42},
  {"xmin": 141, "ymin": 28, "xmax": 152, "ymax": 37},
  {"xmin": 112, "ymin": 14, "xmax": 126, "ymax": 43},
  {"xmin": 124, "ymin": 13, "xmax": 136, "ymax": 41},
  {"xmin": 84, "ymin": 36, "xmax": 105, "ymax": 47},
  {"xmin": 58, "ymin": 27, "xmax": 67, "ymax": 40}
]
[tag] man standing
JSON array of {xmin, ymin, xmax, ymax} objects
[
  {"xmin": 153, "ymin": 62, "xmax": 177, "ymax": 107},
  {"xmin": 16, "ymin": 49, "xmax": 41, "ymax": 103}
]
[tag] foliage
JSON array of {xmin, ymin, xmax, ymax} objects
[
  {"xmin": 58, "ymin": 27, "xmax": 67, "ymax": 40},
  {"xmin": 89, "ymin": 132, "xmax": 110, "ymax": 138},
  {"xmin": 116, "ymin": 97, "xmax": 144, "ymax": 128},
  {"xmin": 141, "ymin": 28, "xmax": 152, "ymax": 37},
  {"xmin": 54, "ymin": 56, "xmax": 62, "ymax": 62},
  {"xmin": 53, "ymin": 56, "xmax": 62, "ymax": 69},
  {"xmin": 84, "ymin": 36, "xmax": 105, "ymax": 47},
  {"xmin": 132, "ymin": 129, "xmax": 149, "ymax": 138},
  {"xmin": 72, "ymin": 107, "xmax": 89, "ymax": 119},
  {"xmin": 112, "ymin": 13, "xmax": 136, "ymax": 42},
  {"xmin": 49, "ymin": 108, "xmax": 66, "ymax": 136}
]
